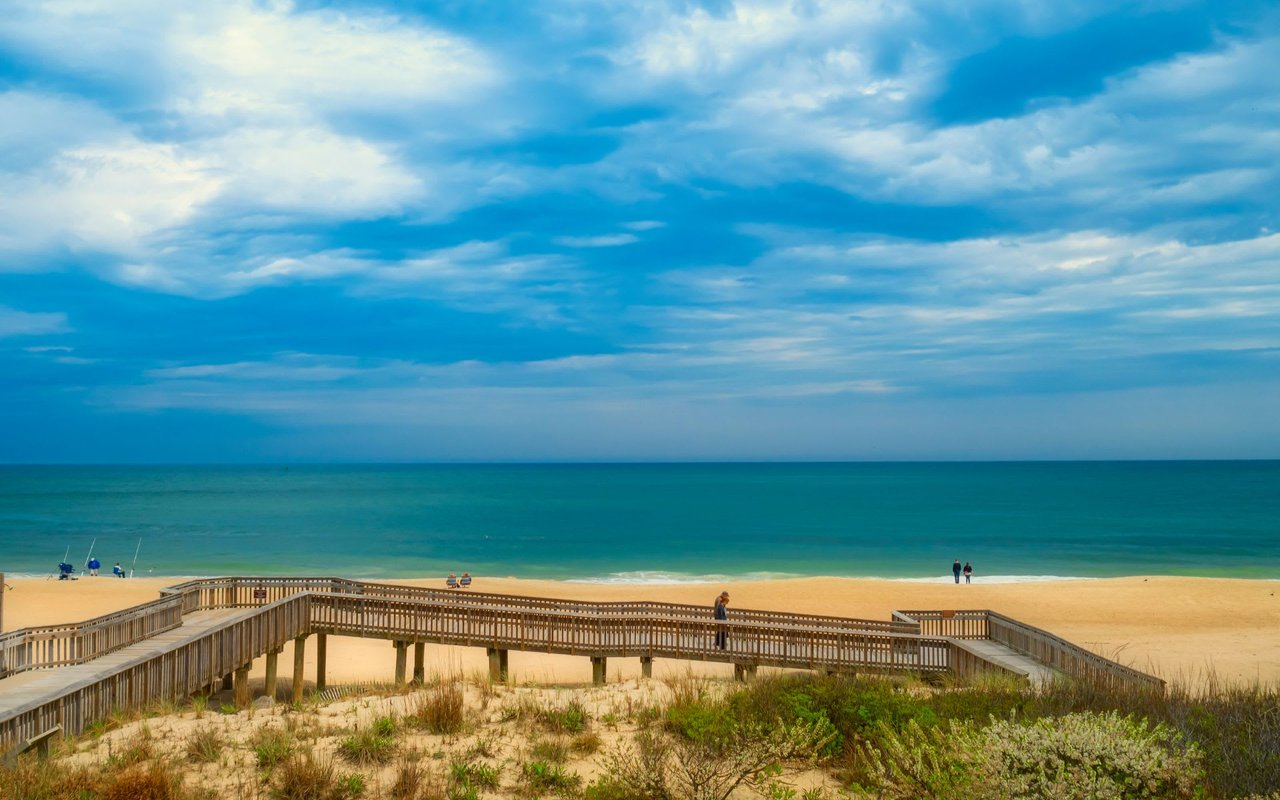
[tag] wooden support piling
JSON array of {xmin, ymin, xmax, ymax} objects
[
  {"xmin": 413, "ymin": 642, "xmax": 425, "ymax": 685},
  {"xmin": 640, "ymin": 656, "xmax": 653, "ymax": 679},
  {"xmin": 733, "ymin": 664, "xmax": 756, "ymax": 682},
  {"xmin": 292, "ymin": 635, "xmax": 306, "ymax": 703},
  {"xmin": 591, "ymin": 656, "xmax": 607, "ymax": 686},
  {"xmin": 264, "ymin": 649, "xmax": 279, "ymax": 701},
  {"xmin": 316, "ymin": 634, "xmax": 327, "ymax": 692},
  {"xmin": 393, "ymin": 641, "xmax": 408, "ymax": 687},
  {"xmin": 487, "ymin": 648, "xmax": 508, "ymax": 683},
  {"xmin": 233, "ymin": 665, "xmax": 250, "ymax": 708}
]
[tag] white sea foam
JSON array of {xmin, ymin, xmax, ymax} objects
[
  {"xmin": 567, "ymin": 571, "xmax": 1099, "ymax": 585},
  {"xmin": 890, "ymin": 574, "xmax": 1100, "ymax": 585},
  {"xmin": 567, "ymin": 570, "xmax": 804, "ymax": 585}
]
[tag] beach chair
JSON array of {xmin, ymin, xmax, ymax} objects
[
  {"xmin": 446, "ymin": 574, "xmax": 458, "ymax": 589},
  {"xmin": 460, "ymin": 573, "xmax": 472, "ymax": 588},
  {"xmin": 57, "ymin": 562, "xmax": 75, "ymax": 580}
]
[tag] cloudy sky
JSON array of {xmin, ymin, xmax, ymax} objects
[{"xmin": 1, "ymin": 0, "xmax": 1278, "ymax": 462}]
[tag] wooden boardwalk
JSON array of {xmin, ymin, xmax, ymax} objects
[{"xmin": 0, "ymin": 577, "xmax": 1163, "ymax": 751}]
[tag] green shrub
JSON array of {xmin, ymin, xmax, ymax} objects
[
  {"xmin": 251, "ymin": 727, "xmax": 296, "ymax": 771},
  {"xmin": 521, "ymin": 760, "xmax": 582, "ymax": 795},
  {"xmin": 857, "ymin": 711, "xmax": 1207, "ymax": 800},
  {"xmin": 532, "ymin": 737, "xmax": 570, "ymax": 763},
  {"xmin": 451, "ymin": 760, "xmax": 501, "ymax": 789},
  {"xmin": 338, "ymin": 729, "xmax": 397, "ymax": 765},
  {"xmin": 540, "ymin": 698, "xmax": 589, "ymax": 734}
]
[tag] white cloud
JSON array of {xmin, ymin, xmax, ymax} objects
[
  {"xmin": 0, "ymin": 138, "xmax": 222, "ymax": 256},
  {"xmin": 0, "ymin": 305, "xmax": 68, "ymax": 337},
  {"xmin": 553, "ymin": 233, "xmax": 639, "ymax": 247},
  {"xmin": 174, "ymin": 2, "xmax": 497, "ymax": 117},
  {"xmin": 198, "ymin": 127, "xmax": 422, "ymax": 216}
]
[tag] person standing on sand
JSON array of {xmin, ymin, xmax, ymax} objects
[
  {"xmin": 713, "ymin": 591, "xmax": 729, "ymax": 650},
  {"xmin": 952, "ymin": 559, "xmax": 962, "ymax": 584},
  {"xmin": 963, "ymin": 562, "xmax": 973, "ymax": 584}
]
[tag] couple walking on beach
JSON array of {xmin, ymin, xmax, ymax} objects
[{"xmin": 952, "ymin": 559, "xmax": 973, "ymax": 584}]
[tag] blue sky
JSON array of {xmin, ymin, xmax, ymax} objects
[{"xmin": 1, "ymin": 0, "xmax": 1278, "ymax": 462}]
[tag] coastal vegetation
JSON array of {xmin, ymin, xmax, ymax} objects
[{"xmin": 1, "ymin": 670, "xmax": 1277, "ymax": 800}]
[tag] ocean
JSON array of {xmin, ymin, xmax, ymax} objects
[{"xmin": 0, "ymin": 462, "xmax": 1276, "ymax": 581}]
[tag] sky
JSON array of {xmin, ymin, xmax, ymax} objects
[{"xmin": 1, "ymin": 0, "xmax": 1278, "ymax": 463}]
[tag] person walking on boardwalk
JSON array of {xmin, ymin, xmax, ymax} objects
[
  {"xmin": 963, "ymin": 562, "xmax": 973, "ymax": 584},
  {"xmin": 713, "ymin": 591, "xmax": 729, "ymax": 650},
  {"xmin": 952, "ymin": 559, "xmax": 962, "ymax": 584}
]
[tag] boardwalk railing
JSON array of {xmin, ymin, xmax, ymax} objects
[
  {"xmin": 305, "ymin": 593, "xmax": 952, "ymax": 673},
  {"xmin": 161, "ymin": 577, "xmax": 918, "ymax": 635},
  {"xmin": 1, "ymin": 596, "xmax": 310, "ymax": 752},
  {"xmin": 0, "ymin": 595, "xmax": 184, "ymax": 679},
  {"xmin": 894, "ymin": 609, "xmax": 1165, "ymax": 689},
  {"xmin": 1, "ymin": 579, "xmax": 1165, "ymax": 749}
]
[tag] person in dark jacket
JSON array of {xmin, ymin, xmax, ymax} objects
[
  {"xmin": 714, "ymin": 591, "xmax": 729, "ymax": 649},
  {"xmin": 963, "ymin": 562, "xmax": 973, "ymax": 584},
  {"xmin": 952, "ymin": 559, "xmax": 962, "ymax": 584}
]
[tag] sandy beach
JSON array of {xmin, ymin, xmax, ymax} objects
[{"xmin": 4, "ymin": 575, "xmax": 1278, "ymax": 687}]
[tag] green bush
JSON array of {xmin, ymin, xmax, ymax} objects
[
  {"xmin": 521, "ymin": 760, "xmax": 582, "ymax": 795},
  {"xmin": 251, "ymin": 727, "xmax": 296, "ymax": 771},
  {"xmin": 540, "ymin": 698, "xmax": 590, "ymax": 734},
  {"xmin": 338, "ymin": 729, "xmax": 397, "ymax": 765},
  {"xmin": 857, "ymin": 711, "xmax": 1207, "ymax": 800}
]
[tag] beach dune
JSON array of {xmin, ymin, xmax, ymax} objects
[{"xmin": 3, "ymin": 575, "xmax": 1277, "ymax": 687}]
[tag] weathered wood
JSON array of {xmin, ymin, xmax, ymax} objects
[
  {"xmin": 264, "ymin": 649, "xmax": 279, "ymax": 701},
  {"xmin": 292, "ymin": 635, "xmax": 306, "ymax": 703},
  {"xmin": 413, "ymin": 642, "xmax": 425, "ymax": 685},
  {"xmin": 315, "ymin": 634, "xmax": 326, "ymax": 692},
  {"xmin": 393, "ymin": 641, "xmax": 408, "ymax": 687},
  {"xmin": 233, "ymin": 666, "xmax": 250, "ymax": 708},
  {"xmin": 2, "ymin": 723, "xmax": 60, "ymax": 767},
  {"xmin": 487, "ymin": 648, "xmax": 508, "ymax": 683},
  {"xmin": 590, "ymin": 656, "xmax": 606, "ymax": 686},
  {"xmin": 640, "ymin": 656, "xmax": 652, "ymax": 679},
  {"xmin": 733, "ymin": 664, "xmax": 757, "ymax": 682}
]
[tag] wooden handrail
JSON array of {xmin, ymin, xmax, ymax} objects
[
  {"xmin": 0, "ymin": 595, "xmax": 184, "ymax": 679},
  {"xmin": 163, "ymin": 576, "xmax": 917, "ymax": 634}
]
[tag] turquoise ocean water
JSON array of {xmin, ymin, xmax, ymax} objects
[{"xmin": 0, "ymin": 462, "xmax": 1276, "ymax": 581}]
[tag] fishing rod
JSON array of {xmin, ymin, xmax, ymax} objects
[
  {"xmin": 49, "ymin": 546, "xmax": 70, "ymax": 581},
  {"xmin": 129, "ymin": 538, "xmax": 142, "ymax": 578},
  {"xmin": 83, "ymin": 537, "xmax": 97, "ymax": 574}
]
